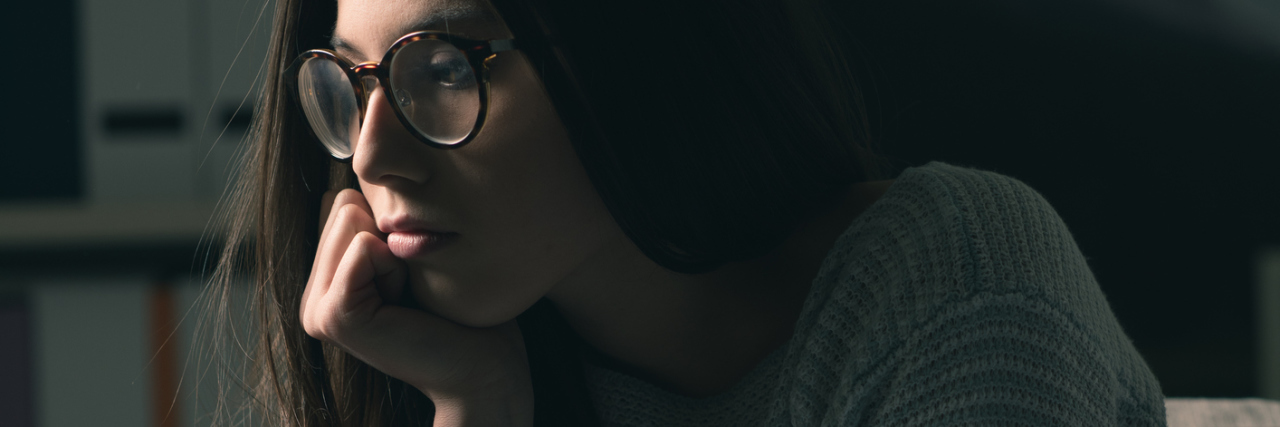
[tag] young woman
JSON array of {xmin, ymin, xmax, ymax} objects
[{"xmin": 202, "ymin": 0, "xmax": 1167, "ymax": 425}]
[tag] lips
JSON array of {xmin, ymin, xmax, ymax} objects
[
  {"xmin": 386, "ymin": 230, "xmax": 458, "ymax": 259},
  {"xmin": 379, "ymin": 216, "xmax": 457, "ymax": 259}
]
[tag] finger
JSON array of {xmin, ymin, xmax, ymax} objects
[
  {"xmin": 314, "ymin": 232, "xmax": 419, "ymax": 357},
  {"xmin": 305, "ymin": 190, "xmax": 342, "ymax": 310},
  {"xmin": 340, "ymin": 232, "xmax": 408, "ymax": 309},
  {"xmin": 318, "ymin": 189, "xmax": 374, "ymax": 249},
  {"xmin": 326, "ymin": 232, "xmax": 407, "ymax": 327},
  {"xmin": 303, "ymin": 226, "xmax": 380, "ymax": 339},
  {"xmin": 309, "ymin": 189, "xmax": 365, "ymax": 287},
  {"xmin": 311, "ymin": 203, "xmax": 379, "ymax": 303},
  {"xmin": 304, "ymin": 190, "xmax": 377, "ymax": 325}
]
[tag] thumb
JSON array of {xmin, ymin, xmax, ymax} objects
[
  {"xmin": 372, "ymin": 249, "xmax": 408, "ymax": 306},
  {"xmin": 327, "ymin": 231, "xmax": 406, "ymax": 329}
]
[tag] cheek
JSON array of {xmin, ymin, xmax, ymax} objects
[
  {"xmin": 410, "ymin": 184, "xmax": 614, "ymax": 328},
  {"xmin": 403, "ymin": 53, "xmax": 619, "ymax": 327}
]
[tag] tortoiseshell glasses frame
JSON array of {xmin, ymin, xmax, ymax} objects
[{"xmin": 285, "ymin": 31, "xmax": 517, "ymax": 161}]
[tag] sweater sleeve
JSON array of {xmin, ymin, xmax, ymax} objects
[{"xmin": 857, "ymin": 290, "xmax": 1162, "ymax": 427}]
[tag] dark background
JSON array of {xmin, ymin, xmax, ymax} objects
[
  {"xmin": 834, "ymin": 0, "xmax": 1280, "ymax": 397},
  {"xmin": 5, "ymin": 0, "xmax": 81, "ymax": 202},
  {"xmin": 5, "ymin": 0, "xmax": 1278, "ymax": 399}
]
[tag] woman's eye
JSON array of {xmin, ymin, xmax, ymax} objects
[{"xmin": 426, "ymin": 52, "xmax": 476, "ymax": 88}]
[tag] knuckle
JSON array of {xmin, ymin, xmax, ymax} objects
[
  {"xmin": 301, "ymin": 315, "xmax": 322, "ymax": 339},
  {"xmin": 303, "ymin": 310, "xmax": 337, "ymax": 339}
]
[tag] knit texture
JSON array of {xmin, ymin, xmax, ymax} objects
[{"xmin": 582, "ymin": 161, "xmax": 1167, "ymax": 426}]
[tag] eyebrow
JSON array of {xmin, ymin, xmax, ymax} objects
[{"xmin": 330, "ymin": 5, "xmax": 498, "ymax": 55}]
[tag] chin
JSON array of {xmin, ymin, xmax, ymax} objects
[
  {"xmin": 409, "ymin": 285, "xmax": 526, "ymax": 329},
  {"xmin": 442, "ymin": 302, "xmax": 524, "ymax": 328},
  {"xmin": 407, "ymin": 266, "xmax": 549, "ymax": 329}
]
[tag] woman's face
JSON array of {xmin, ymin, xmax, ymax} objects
[{"xmin": 333, "ymin": 0, "xmax": 621, "ymax": 327}]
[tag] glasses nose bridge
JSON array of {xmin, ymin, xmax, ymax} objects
[{"xmin": 351, "ymin": 63, "xmax": 383, "ymax": 107}]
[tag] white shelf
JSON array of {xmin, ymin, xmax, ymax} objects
[{"xmin": 0, "ymin": 201, "xmax": 221, "ymax": 249}]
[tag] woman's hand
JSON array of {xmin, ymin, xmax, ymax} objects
[{"xmin": 300, "ymin": 189, "xmax": 534, "ymax": 427}]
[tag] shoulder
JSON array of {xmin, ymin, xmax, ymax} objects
[
  {"xmin": 879, "ymin": 160, "xmax": 1065, "ymax": 248},
  {"xmin": 805, "ymin": 160, "xmax": 1120, "ymax": 340},
  {"xmin": 791, "ymin": 161, "xmax": 1080, "ymax": 355},
  {"xmin": 783, "ymin": 161, "xmax": 1166, "ymax": 426},
  {"xmin": 849, "ymin": 160, "xmax": 1084, "ymax": 296},
  {"xmin": 803, "ymin": 161, "xmax": 1077, "ymax": 314},
  {"xmin": 893, "ymin": 161, "xmax": 1102, "ymax": 307}
]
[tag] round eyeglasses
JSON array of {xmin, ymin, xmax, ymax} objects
[{"xmin": 285, "ymin": 31, "xmax": 517, "ymax": 161}]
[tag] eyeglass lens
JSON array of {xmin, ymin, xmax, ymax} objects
[
  {"xmin": 296, "ymin": 38, "xmax": 482, "ymax": 159},
  {"xmin": 298, "ymin": 58, "xmax": 360, "ymax": 159}
]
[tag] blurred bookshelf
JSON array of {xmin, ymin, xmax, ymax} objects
[
  {"xmin": 0, "ymin": 201, "xmax": 218, "ymax": 248},
  {"xmin": 0, "ymin": 200, "xmax": 221, "ymax": 276},
  {"xmin": 0, "ymin": 0, "xmax": 272, "ymax": 425}
]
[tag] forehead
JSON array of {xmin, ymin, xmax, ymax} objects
[{"xmin": 332, "ymin": 0, "xmax": 503, "ymax": 61}]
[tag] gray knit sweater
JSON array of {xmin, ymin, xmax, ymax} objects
[{"xmin": 583, "ymin": 161, "xmax": 1167, "ymax": 426}]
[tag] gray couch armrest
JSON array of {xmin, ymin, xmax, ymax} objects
[{"xmin": 1166, "ymin": 398, "xmax": 1280, "ymax": 426}]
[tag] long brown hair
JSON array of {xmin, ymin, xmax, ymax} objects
[
  {"xmin": 197, "ymin": 0, "xmax": 435, "ymax": 424},
  {"xmin": 198, "ymin": 0, "xmax": 897, "ymax": 424}
]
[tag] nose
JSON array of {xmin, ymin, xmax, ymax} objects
[{"xmin": 351, "ymin": 83, "xmax": 433, "ymax": 186}]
